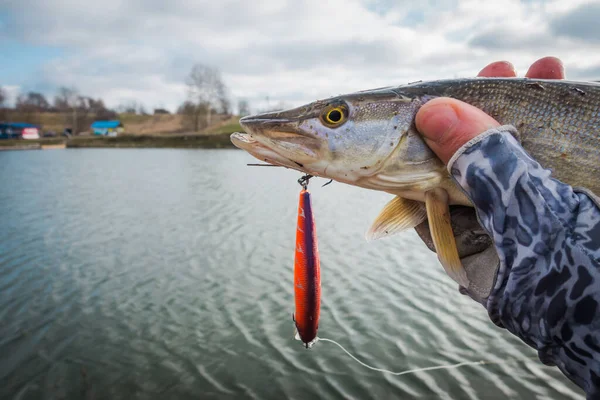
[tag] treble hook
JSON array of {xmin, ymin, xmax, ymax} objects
[{"xmin": 298, "ymin": 174, "xmax": 313, "ymax": 190}]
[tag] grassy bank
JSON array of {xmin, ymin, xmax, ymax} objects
[
  {"xmin": 0, "ymin": 133, "xmax": 238, "ymax": 150},
  {"xmin": 0, "ymin": 138, "xmax": 66, "ymax": 147},
  {"xmin": 66, "ymin": 133, "xmax": 237, "ymax": 149},
  {"xmin": 0, "ymin": 115, "xmax": 243, "ymax": 150},
  {"xmin": 3, "ymin": 111, "xmax": 242, "ymax": 136}
]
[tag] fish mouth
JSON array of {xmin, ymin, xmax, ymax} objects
[
  {"xmin": 239, "ymin": 114, "xmax": 315, "ymax": 140},
  {"xmin": 230, "ymin": 131, "xmax": 316, "ymax": 172},
  {"xmin": 232, "ymin": 115, "xmax": 323, "ymax": 171}
]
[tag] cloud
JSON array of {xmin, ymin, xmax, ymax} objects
[
  {"xmin": 566, "ymin": 64, "xmax": 600, "ymax": 81},
  {"xmin": 468, "ymin": 30, "xmax": 555, "ymax": 50},
  {"xmin": 549, "ymin": 2, "xmax": 600, "ymax": 42},
  {"xmin": 2, "ymin": 0, "xmax": 600, "ymax": 113}
]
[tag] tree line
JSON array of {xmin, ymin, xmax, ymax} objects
[
  {"xmin": 0, "ymin": 63, "xmax": 254, "ymax": 134},
  {"xmin": 178, "ymin": 64, "xmax": 252, "ymax": 131},
  {"xmin": 0, "ymin": 86, "xmax": 123, "ymax": 134}
]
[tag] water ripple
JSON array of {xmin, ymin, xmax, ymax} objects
[{"xmin": 0, "ymin": 149, "xmax": 585, "ymax": 399}]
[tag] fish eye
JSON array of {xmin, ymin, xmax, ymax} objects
[{"xmin": 321, "ymin": 104, "xmax": 348, "ymax": 127}]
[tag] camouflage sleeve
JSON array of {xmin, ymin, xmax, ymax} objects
[{"xmin": 447, "ymin": 125, "xmax": 600, "ymax": 398}]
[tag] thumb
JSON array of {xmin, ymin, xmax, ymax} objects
[{"xmin": 415, "ymin": 98, "xmax": 500, "ymax": 164}]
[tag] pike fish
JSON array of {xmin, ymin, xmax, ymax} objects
[{"xmin": 231, "ymin": 78, "xmax": 600, "ymax": 287}]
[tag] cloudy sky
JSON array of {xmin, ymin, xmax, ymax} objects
[{"xmin": 2, "ymin": 0, "xmax": 600, "ymax": 113}]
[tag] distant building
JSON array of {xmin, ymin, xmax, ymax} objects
[
  {"xmin": 154, "ymin": 108, "xmax": 170, "ymax": 115},
  {"xmin": 91, "ymin": 120, "xmax": 124, "ymax": 137},
  {"xmin": 0, "ymin": 122, "xmax": 40, "ymax": 139}
]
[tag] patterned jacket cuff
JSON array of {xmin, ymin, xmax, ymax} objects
[{"xmin": 446, "ymin": 125, "xmax": 519, "ymax": 174}]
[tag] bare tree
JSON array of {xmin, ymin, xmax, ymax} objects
[
  {"xmin": 16, "ymin": 92, "xmax": 50, "ymax": 111},
  {"xmin": 185, "ymin": 64, "xmax": 229, "ymax": 131},
  {"xmin": 54, "ymin": 87, "xmax": 80, "ymax": 134},
  {"xmin": 117, "ymin": 101, "xmax": 140, "ymax": 114},
  {"xmin": 216, "ymin": 81, "xmax": 230, "ymax": 115},
  {"xmin": 0, "ymin": 87, "xmax": 6, "ymax": 120},
  {"xmin": 13, "ymin": 92, "xmax": 51, "ymax": 124},
  {"xmin": 54, "ymin": 87, "xmax": 79, "ymax": 110},
  {"xmin": 218, "ymin": 95, "xmax": 231, "ymax": 115},
  {"xmin": 96, "ymin": 106, "xmax": 118, "ymax": 120},
  {"xmin": 237, "ymin": 99, "xmax": 250, "ymax": 116},
  {"xmin": 0, "ymin": 87, "xmax": 6, "ymax": 109},
  {"xmin": 85, "ymin": 98, "xmax": 115, "ymax": 119},
  {"xmin": 178, "ymin": 100, "xmax": 209, "ymax": 132},
  {"xmin": 75, "ymin": 97, "xmax": 92, "ymax": 133}
]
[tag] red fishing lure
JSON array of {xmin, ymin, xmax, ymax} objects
[{"xmin": 293, "ymin": 178, "xmax": 321, "ymax": 348}]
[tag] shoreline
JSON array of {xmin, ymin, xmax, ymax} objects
[{"xmin": 0, "ymin": 133, "xmax": 238, "ymax": 150}]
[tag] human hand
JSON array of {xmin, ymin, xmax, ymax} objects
[
  {"xmin": 413, "ymin": 57, "xmax": 565, "ymax": 303},
  {"xmin": 416, "ymin": 57, "xmax": 565, "ymax": 163},
  {"xmin": 413, "ymin": 58, "xmax": 600, "ymax": 398}
]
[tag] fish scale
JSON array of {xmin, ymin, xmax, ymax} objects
[
  {"xmin": 398, "ymin": 78, "xmax": 600, "ymax": 195},
  {"xmin": 232, "ymin": 77, "xmax": 600, "ymax": 288}
]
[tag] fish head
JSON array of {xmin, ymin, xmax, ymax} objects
[{"xmin": 231, "ymin": 88, "xmax": 445, "ymax": 193}]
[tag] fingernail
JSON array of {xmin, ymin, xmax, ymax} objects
[{"xmin": 416, "ymin": 102, "xmax": 459, "ymax": 144}]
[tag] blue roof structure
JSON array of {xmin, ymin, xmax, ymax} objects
[
  {"xmin": 91, "ymin": 120, "xmax": 122, "ymax": 129},
  {"xmin": 1, "ymin": 122, "xmax": 38, "ymax": 128}
]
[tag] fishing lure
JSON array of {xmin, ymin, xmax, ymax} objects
[
  {"xmin": 293, "ymin": 174, "xmax": 321, "ymax": 348},
  {"xmin": 246, "ymin": 168, "xmax": 523, "ymax": 381}
]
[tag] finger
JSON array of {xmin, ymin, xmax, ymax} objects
[
  {"xmin": 525, "ymin": 56, "xmax": 565, "ymax": 79},
  {"xmin": 477, "ymin": 61, "xmax": 517, "ymax": 77},
  {"xmin": 415, "ymin": 97, "xmax": 500, "ymax": 164}
]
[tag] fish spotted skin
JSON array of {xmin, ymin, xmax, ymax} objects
[
  {"xmin": 232, "ymin": 78, "xmax": 600, "ymax": 287},
  {"xmin": 233, "ymin": 78, "xmax": 600, "ymax": 201}
]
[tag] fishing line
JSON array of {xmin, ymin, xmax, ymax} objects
[
  {"xmin": 289, "ymin": 174, "xmax": 535, "ymax": 378},
  {"xmin": 246, "ymin": 163, "xmax": 285, "ymax": 167},
  {"xmin": 316, "ymin": 337, "xmax": 538, "ymax": 376}
]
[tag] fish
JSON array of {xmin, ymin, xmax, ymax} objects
[
  {"xmin": 292, "ymin": 187, "xmax": 321, "ymax": 348},
  {"xmin": 231, "ymin": 78, "xmax": 600, "ymax": 287}
]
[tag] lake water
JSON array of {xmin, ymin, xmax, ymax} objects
[{"xmin": 0, "ymin": 149, "xmax": 584, "ymax": 399}]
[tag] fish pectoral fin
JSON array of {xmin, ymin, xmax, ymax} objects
[
  {"xmin": 424, "ymin": 189, "xmax": 469, "ymax": 288},
  {"xmin": 366, "ymin": 196, "xmax": 427, "ymax": 241}
]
